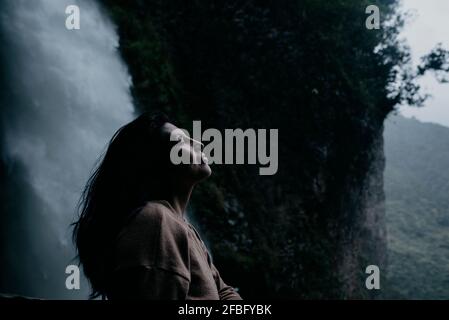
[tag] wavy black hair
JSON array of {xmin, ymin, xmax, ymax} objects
[{"xmin": 72, "ymin": 112, "xmax": 171, "ymax": 299}]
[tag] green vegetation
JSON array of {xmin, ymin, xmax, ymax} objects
[{"xmin": 383, "ymin": 115, "xmax": 449, "ymax": 299}]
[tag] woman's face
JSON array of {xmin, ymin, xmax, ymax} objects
[{"xmin": 161, "ymin": 122, "xmax": 212, "ymax": 183}]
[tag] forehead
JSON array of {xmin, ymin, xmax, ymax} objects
[{"xmin": 160, "ymin": 122, "xmax": 178, "ymax": 137}]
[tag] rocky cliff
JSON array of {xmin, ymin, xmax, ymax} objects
[{"xmin": 99, "ymin": 0, "xmax": 412, "ymax": 298}]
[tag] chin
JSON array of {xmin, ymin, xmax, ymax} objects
[
  {"xmin": 196, "ymin": 163, "xmax": 212, "ymax": 181},
  {"xmin": 203, "ymin": 163, "xmax": 212, "ymax": 177},
  {"xmin": 188, "ymin": 162, "xmax": 211, "ymax": 183}
]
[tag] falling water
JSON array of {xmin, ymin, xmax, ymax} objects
[{"xmin": 0, "ymin": 0, "xmax": 134, "ymax": 298}]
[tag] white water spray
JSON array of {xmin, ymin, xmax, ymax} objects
[{"xmin": 0, "ymin": 0, "xmax": 134, "ymax": 298}]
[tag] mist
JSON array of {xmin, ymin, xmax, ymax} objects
[{"xmin": 0, "ymin": 0, "xmax": 133, "ymax": 298}]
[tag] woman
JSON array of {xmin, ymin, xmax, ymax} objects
[{"xmin": 72, "ymin": 112, "xmax": 242, "ymax": 300}]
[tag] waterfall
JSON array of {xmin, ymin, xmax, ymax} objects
[{"xmin": 0, "ymin": 0, "xmax": 134, "ymax": 298}]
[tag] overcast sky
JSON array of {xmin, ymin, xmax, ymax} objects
[{"xmin": 398, "ymin": 0, "xmax": 449, "ymax": 127}]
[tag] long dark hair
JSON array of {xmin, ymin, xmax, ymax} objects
[{"xmin": 72, "ymin": 112, "xmax": 170, "ymax": 299}]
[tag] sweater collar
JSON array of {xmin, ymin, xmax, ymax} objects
[{"xmin": 154, "ymin": 199, "xmax": 187, "ymax": 223}]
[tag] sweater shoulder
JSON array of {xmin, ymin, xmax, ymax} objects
[
  {"xmin": 113, "ymin": 201, "xmax": 190, "ymax": 280},
  {"xmin": 137, "ymin": 201, "xmax": 186, "ymax": 228}
]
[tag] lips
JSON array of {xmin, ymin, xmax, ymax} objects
[{"xmin": 201, "ymin": 152, "xmax": 209, "ymax": 164}]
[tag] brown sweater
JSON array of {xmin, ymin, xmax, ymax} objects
[{"xmin": 107, "ymin": 200, "xmax": 242, "ymax": 300}]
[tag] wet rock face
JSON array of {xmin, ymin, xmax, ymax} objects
[
  {"xmin": 337, "ymin": 130, "xmax": 387, "ymax": 299},
  {"xmin": 101, "ymin": 0, "xmax": 392, "ymax": 298}
]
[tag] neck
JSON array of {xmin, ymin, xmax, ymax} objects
[{"xmin": 166, "ymin": 182, "xmax": 194, "ymax": 217}]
